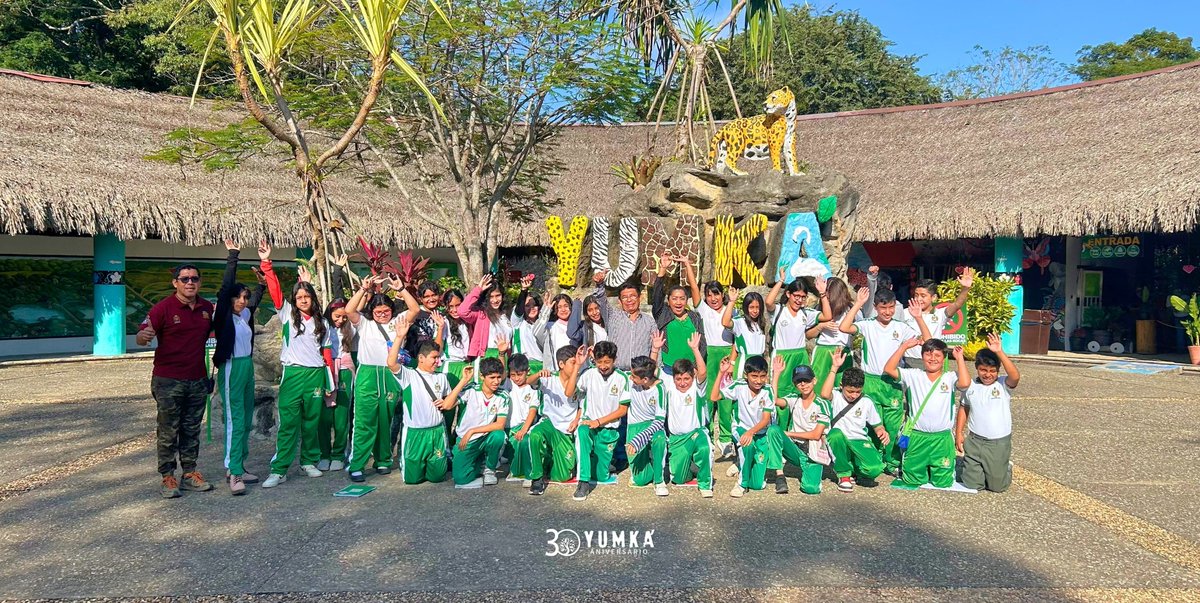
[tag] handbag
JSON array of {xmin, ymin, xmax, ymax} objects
[{"xmin": 897, "ymin": 373, "xmax": 945, "ymax": 450}]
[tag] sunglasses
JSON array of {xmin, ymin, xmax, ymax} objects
[{"xmin": 177, "ymin": 276, "xmax": 201, "ymax": 283}]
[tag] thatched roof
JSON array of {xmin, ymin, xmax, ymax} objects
[{"xmin": 3, "ymin": 59, "xmax": 1199, "ymax": 247}]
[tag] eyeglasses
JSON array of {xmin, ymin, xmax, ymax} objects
[{"xmin": 177, "ymin": 276, "xmax": 201, "ymax": 283}]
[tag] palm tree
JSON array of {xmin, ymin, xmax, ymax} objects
[{"xmin": 175, "ymin": 0, "xmax": 446, "ymax": 301}]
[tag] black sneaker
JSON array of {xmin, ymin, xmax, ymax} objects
[
  {"xmin": 775, "ymin": 475, "xmax": 789, "ymax": 494},
  {"xmin": 529, "ymin": 478, "xmax": 547, "ymax": 496},
  {"xmin": 376, "ymin": 466, "xmax": 392, "ymax": 475},
  {"xmin": 573, "ymin": 482, "xmax": 592, "ymax": 501},
  {"xmin": 349, "ymin": 471, "xmax": 365, "ymax": 483}
]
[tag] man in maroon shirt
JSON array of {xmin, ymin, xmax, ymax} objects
[{"xmin": 137, "ymin": 264, "xmax": 216, "ymax": 499}]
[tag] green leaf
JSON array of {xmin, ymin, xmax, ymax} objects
[{"xmin": 816, "ymin": 195, "xmax": 836, "ymax": 223}]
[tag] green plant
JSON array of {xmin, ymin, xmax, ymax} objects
[
  {"xmin": 611, "ymin": 154, "xmax": 663, "ymax": 190},
  {"xmin": 936, "ymin": 273, "xmax": 1016, "ymax": 341},
  {"xmin": 1169, "ymin": 294, "xmax": 1200, "ymax": 346},
  {"xmin": 962, "ymin": 339, "xmax": 987, "ymax": 361},
  {"xmin": 438, "ymin": 275, "xmax": 467, "ymax": 294}
]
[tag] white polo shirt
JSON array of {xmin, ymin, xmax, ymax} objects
[
  {"xmin": 661, "ymin": 370, "xmax": 708, "ymax": 434},
  {"xmin": 719, "ymin": 380, "xmax": 775, "ymax": 432},
  {"xmin": 960, "ymin": 376, "xmax": 1014, "ymax": 439},
  {"xmin": 855, "ymin": 318, "xmax": 918, "ymax": 376},
  {"xmin": 628, "ymin": 381, "xmax": 667, "ymax": 425},
  {"xmin": 697, "ymin": 302, "xmax": 734, "ymax": 346},
  {"xmin": 772, "ymin": 305, "xmax": 820, "ymax": 351},
  {"xmin": 456, "ymin": 386, "xmax": 509, "ymax": 441},
  {"xmin": 899, "ymin": 368, "xmax": 956, "ymax": 433},
  {"xmin": 900, "ymin": 307, "xmax": 949, "ymax": 359},
  {"xmin": 504, "ymin": 381, "xmax": 541, "ymax": 429},
  {"xmin": 538, "ymin": 374, "xmax": 580, "ymax": 434},
  {"xmin": 576, "ymin": 367, "xmax": 631, "ymax": 428},
  {"xmin": 392, "ymin": 365, "xmax": 451, "ymax": 429},
  {"xmin": 354, "ymin": 316, "xmax": 397, "ymax": 367},
  {"xmin": 278, "ymin": 300, "xmax": 334, "ymax": 367},
  {"xmin": 829, "ymin": 391, "xmax": 881, "ymax": 441}
]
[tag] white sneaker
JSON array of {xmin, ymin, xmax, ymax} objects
[
  {"xmin": 655, "ymin": 484, "xmax": 669, "ymax": 497},
  {"xmin": 316, "ymin": 459, "xmax": 331, "ymax": 471},
  {"xmin": 700, "ymin": 489, "xmax": 714, "ymax": 498},
  {"xmin": 522, "ymin": 479, "xmax": 533, "ymax": 488},
  {"xmin": 261, "ymin": 473, "xmax": 286, "ymax": 488},
  {"xmin": 726, "ymin": 464, "xmax": 740, "ymax": 477},
  {"xmin": 301, "ymin": 464, "xmax": 323, "ymax": 478},
  {"xmin": 730, "ymin": 485, "xmax": 746, "ymax": 498},
  {"xmin": 483, "ymin": 468, "xmax": 498, "ymax": 486},
  {"xmin": 455, "ymin": 477, "xmax": 484, "ymax": 489},
  {"xmin": 329, "ymin": 460, "xmax": 344, "ymax": 472}
]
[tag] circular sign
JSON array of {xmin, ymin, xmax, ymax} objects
[
  {"xmin": 1101, "ymin": 246, "xmax": 1114, "ymax": 258},
  {"xmin": 1114, "ymin": 246, "xmax": 1126, "ymax": 257},
  {"xmin": 1127, "ymin": 245, "xmax": 1140, "ymax": 257}
]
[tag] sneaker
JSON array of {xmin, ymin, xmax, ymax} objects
[
  {"xmin": 721, "ymin": 443, "xmax": 735, "ymax": 459},
  {"xmin": 529, "ymin": 478, "xmax": 547, "ymax": 496},
  {"xmin": 229, "ymin": 474, "xmax": 246, "ymax": 496},
  {"xmin": 838, "ymin": 477, "xmax": 854, "ymax": 492},
  {"xmin": 301, "ymin": 464, "xmax": 323, "ymax": 478},
  {"xmin": 700, "ymin": 489, "xmax": 714, "ymax": 498},
  {"xmin": 262, "ymin": 473, "xmax": 287, "ymax": 488},
  {"xmin": 573, "ymin": 482, "xmax": 593, "ymax": 501},
  {"xmin": 522, "ymin": 479, "xmax": 533, "ymax": 488},
  {"xmin": 241, "ymin": 471, "xmax": 259, "ymax": 484},
  {"xmin": 775, "ymin": 475, "xmax": 789, "ymax": 495},
  {"xmin": 483, "ymin": 468, "xmax": 498, "ymax": 486},
  {"xmin": 161, "ymin": 475, "xmax": 181, "ymax": 499},
  {"xmin": 180, "ymin": 471, "xmax": 213, "ymax": 492},
  {"xmin": 455, "ymin": 477, "xmax": 484, "ymax": 489},
  {"xmin": 329, "ymin": 460, "xmax": 345, "ymax": 472},
  {"xmin": 349, "ymin": 471, "xmax": 365, "ymax": 483},
  {"xmin": 376, "ymin": 466, "xmax": 392, "ymax": 475},
  {"xmin": 884, "ymin": 467, "xmax": 900, "ymax": 478},
  {"xmin": 316, "ymin": 459, "xmax": 331, "ymax": 471},
  {"xmin": 725, "ymin": 464, "xmax": 740, "ymax": 478},
  {"xmin": 729, "ymin": 485, "xmax": 746, "ymax": 498},
  {"xmin": 655, "ymin": 484, "xmax": 669, "ymax": 497}
]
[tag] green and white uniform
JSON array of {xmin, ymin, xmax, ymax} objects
[
  {"xmin": 898, "ymin": 368, "xmax": 956, "ymax": 488},
  {"xmin": 393, "ymin": 365, "xmax": 451, "ymax": 484},
  {"xmin": 439, "ymin": 321, "xmax": 471, "ymax": 439},
  {"xmin": 662, "ymin": 373, "xmax": 712, "ymax": 490},
  {"xmin": 319, "ymin": 327, "xmax": 353, "ymax": 465},
  {"xmin": 767, "ymin": 394, "xmax": 831, "ymax": 494},
  {"xmin": 504, "ymin": 380, "xmax": 541, "ymax": 480},
  {"xmin": 854, "ymin": 317, "xmax": 918, "ymax": 472},
  {"xmin": 270, "ymin": 300, "xmax": 335, "ymax": 476},
  {"xmin": 627, "ymin": 381, "xmax": 667, "ymax": 487},
  {"xmin": 810, "ymin": 309, "xmax": 860, "ymax": 387},
  {"xmin": 219, "ymin": 308, "xmax": 255, "ymax": 476},
  {"xmin": 731, "ymin": 313, "xmax": 767, "ymax": 377},
  {"xmin": 699, "ymin": 303, "xmax": 735, "ymax": 447},
  {"xmin": 771, "ymin": 304, "xmax": 820, "ymax": 430},
  {"xmin": 511, "ymin": 309, "xmax": 548, "ymax": 375},
  {"xmin": 898, "ymin": 307, "xmax": 949, "ymax": 364},
  {"xmin": 827, "ymin": 391, "xmax": 885, "ymax": 480},
  {"xmin": 720, "ymin": 380, "xmax": 775, "ymax": 490},
  {"xmin": 959, "ymin": 376, "xmax": 1015, "ymax": 492},
  {"xmin": 347, "ymin": 318, "xmax": 401, "ymax": 474},
  {"xmin": 452, "ymin": 385, "xmax": 509, "ymax": 485},
  {"xmin": 575, "ymin": 367, "xmax": 631, "ymax": 483},
  {"xmin": 526, "ymin": 375, "xmax": 580, "ymax": 482}
]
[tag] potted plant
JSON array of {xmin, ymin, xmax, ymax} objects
[
  {"xmin": 1135, "ymin": 287, "xmax": 1157, "ymax": 354},
  {"xmin": 1168, "ymin": 294, "xmax": 1200, "ymax": 364}
]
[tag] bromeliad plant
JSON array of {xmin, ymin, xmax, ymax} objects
[
  {"xmin": 1169, "ymin": 294, "xmax": 1200, "ymax": 346},
  {"xmin": 174, "ymin": 0, "xmax": 448, "ymax": 303}
]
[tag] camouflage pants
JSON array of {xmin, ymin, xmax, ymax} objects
[{"xmin": 151, "ymin": 376, "xmax": 208, "ymax": 476}]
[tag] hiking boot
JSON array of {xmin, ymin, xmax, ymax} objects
[
  {"xmin": 349, "ymin": 471, "xmax": 365, "ymax": 483},
  {"xmin": 573, "ymin": 482, "xmax": 593, "ymax": 501},
  {"xmin": 180, "ymin": 471, "xmax": 213, "ymax": 492},
  {"xmin": 329, "ymin": 460, "xmax": 345, "ymax": 472},
  {"xmin": 838, "ymin": 477, "xmax": 854, "ymax": 492},
  {"xmin": 229, "ymin": 474, "xmax": 246, "ymax": 496},
  {"xmin": 316, "ymin": 459, "xmax": 331, "ymax": 471},
  {"xmin": 262, "ymin": 473, "xmax": 286, "ymax": 488},
  {"xmin": 729, "ymin": 485, "xmax": 746, "ymax": 498},
  {"xmin": 529, "ymin": 478, "xmax": 547, "ymax": 496},
  {"xmin": 161, "ymin": 475, "xmax": 181, "ymax": 499},
  {"xmin": 483, "ymin": 468, "xmax": 498, "ymax": 486},
  {"xmin": 775, "ymin": 475, "xmax": 789, "ymax": 495},
  {"xmin": 655, "ymin": 484, "xmax": 669, "ymax": 497}
]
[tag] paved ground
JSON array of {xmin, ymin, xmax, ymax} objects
[{"xmin": 2, "ymin": 359, "xmax": 1200, "ymax": 602}]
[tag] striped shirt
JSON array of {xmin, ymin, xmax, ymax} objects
[{"xmin": 593, "ymin": 286, "xmax": 656, "ymax": 370}]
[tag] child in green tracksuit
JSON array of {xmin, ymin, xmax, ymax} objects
[
  {"xmin": 527, "ymin": 345, "xmax": 589, "ymax": 495},
  {"xmin": 838, "ymin": 286, "xmax": 931, "ymax": 475},
  {"xmin": 955, "ymin": 333, "xmax": 1020, "ymax": 493},
  {"xmin": 652, "ymin": 332, "xmax": 713, "ymax": 498},
  {"xmin": 714, "ymin": 354, "xmax": 774, "ymax": 497},
  {"xmin": 625, "ymin": 355, "xmax": 669, "ymax": 496},
  {"xmin": 386, "ymin": 335, "xmax": 452, "ymax": 485},
  {"xmin": 503, "ymin": 353, "xmax": 541, "ymax": 486},
  {"xmin": 447, "ymin": 358, "xmax": 509, "ymax": 488},
  {"xmin": 573, "ymin": 341, "xmax": 630, "ymax": 501},
  {"xmin": 766, "ymin": 359, "xmax": 830, "ymax": 496},
  {"xmin": 821, "ymin": 349, "xmax": 889, "ymax": 493},
  {"xmin": 885, "ymin": 337, "xmax": 956, "ymax": 488}
]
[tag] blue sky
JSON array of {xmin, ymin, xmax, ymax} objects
[{"xmin": 770, "ymin": 1, "xmax": 1200, "ymax": 84}]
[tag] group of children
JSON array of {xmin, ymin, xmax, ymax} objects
[{"xmin": 220, "ymin": 243, "xmax": 1019, "ymax": 500}]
